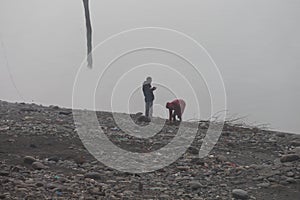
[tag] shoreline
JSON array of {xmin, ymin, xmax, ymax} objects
[{"xmin": 1, "ymin": 99, "xmax": 298, "ymax": 135}]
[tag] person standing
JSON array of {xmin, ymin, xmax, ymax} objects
[{"xmin": 142, "ymin": 77, "xmax": 156, "ymax": 119}]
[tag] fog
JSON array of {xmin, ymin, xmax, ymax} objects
[{"xmin": 0, "ymin": 0, "xmax": 299, "ymax": 133}]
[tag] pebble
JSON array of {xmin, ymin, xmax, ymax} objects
[
  {"xmin": 280, "ymin": 154, "xmax": 300, "ymax": 162},
  {"xmin": 160, "ymin": 194, "xmax": 170, "ymax": 199},
  {"xmin": 35, "ymin": 182, "xmax": 44, "ymax": 187},
  {"xmin": 286, "ymin": 171, "xmax": 294, "ymax": 177},
  {"xmin": 29, "ymin": 144, "xmax": 37, "ymax": 148},
  {"xmin": 7, "ymin": 138, "xmax": 15, "ymax": 143},
  {"xmin": 89, "ymin": 187, "xmax": 100, "ymax": 194},
  {"xmin": 149, "ymin": 187, "xmax": 167, "ymax": 191},
  {"xmin": 257, "ymin": 182, "xmax": 270, "ymax": 188},
  {"xmin": 59, "ymin": 111, "xmax": 72, "ymax": 115},
  {"xmin": 84, "ymin": 172, "xmax": 102, "ymax": 180},
  {"xmin": 216, "ymin": 155, "xmax": 227, "ymax": 162},
  {"xmin": 276, "ymin": 132, "xmax": 286, "ymax": 137},
  {"xmin": 123, "ymin": 190, "xmax": 134, "ymax": 196},
  {"xmin": 252, "ymin": 176, "xmax": 264, "ymax": 181},
  {"xmin": 267, "ymin": 177, "xmax": 276, "ymax": 182}
]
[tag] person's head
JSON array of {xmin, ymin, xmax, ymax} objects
[
  {"xmin": 146, "ymin": 76, "xmax": 152, "ymax": 84},
  {"xmin": 166, "ymin": 102, "xmax": 172, "ymax": 109}
]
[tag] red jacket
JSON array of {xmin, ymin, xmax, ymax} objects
[{"xmin": 166, "ymin": 99, "xmax": 186, "ymax": 116}]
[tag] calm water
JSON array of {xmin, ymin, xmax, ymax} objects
[{"xmin": 1, "ymin": 0, "xmax": 299, "ymax": 133}]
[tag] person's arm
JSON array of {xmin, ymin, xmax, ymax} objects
[
  {"xmin": 174, "ymin": 103, "xmax": 181, "ymax": 121},
  {"xmin": 178, "ymin": 116, "xmax": 182, "ymax": 122},
  {"xmin": 172, "ymin": 112, "xmax": 176, "ymax": 121},
  {"xmin": 177, "ymin": 112, "xmax": 182, "ymax": 121},
  {"xmin": 151, "ymin": 86, "xmax": 157, "ymax": 91}
]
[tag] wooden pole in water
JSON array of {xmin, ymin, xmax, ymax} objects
[{"xmin": 82, "ymin": 0, "xmax": 93, "ymax": 68}]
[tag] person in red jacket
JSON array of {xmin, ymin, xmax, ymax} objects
[{"xmin": 166, "ymin": 99, "xmax": 186, "ymax": 122}]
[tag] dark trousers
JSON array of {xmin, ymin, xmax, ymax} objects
[{"xmin": 145, "ymin": 101, "xmax": 153, "ymax": 118}]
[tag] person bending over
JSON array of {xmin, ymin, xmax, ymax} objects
[{"xmin": 166, "ymin": 99, "xmax": 186, "ymax": 122}]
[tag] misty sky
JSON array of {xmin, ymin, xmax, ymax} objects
[{"xmin": 0, "ymin": 0, "xmax": 300, "ymax": 133}]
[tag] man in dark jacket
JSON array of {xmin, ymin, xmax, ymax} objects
[{"xmin": 142, "ymin": 77, "xmax": 156, "ymax": 119}]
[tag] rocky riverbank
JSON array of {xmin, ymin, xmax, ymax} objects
[{"xmin": 0, "ymin": 100, "xmax": 300, "ymax": 199}]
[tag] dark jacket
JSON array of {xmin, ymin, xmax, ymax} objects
[{"xmin": 142, "ymin": 82, "xmax": 155, "ymax": 102}]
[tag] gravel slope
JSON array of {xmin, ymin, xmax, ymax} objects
[{"xmin": 0, "ymin": 100, "xmax": 300, "ymax": 199}]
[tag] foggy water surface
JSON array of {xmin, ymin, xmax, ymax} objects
[{"xmin": 0, "ymin": 0, "xmax": 299, "ymax": 134}]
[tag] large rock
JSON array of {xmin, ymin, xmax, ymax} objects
[
  {"xmin": 48, "ymin": 156, "xmax": 59, "ymax": 162},
  {"xmin": 137, "ymin": 115, "xmax": 151, "ymax": 122},
  {"xmin": 232, "ymin": 189, "xmax": 249, "ymax": 199},
  {"xmin": 24, "ymin": 156, "xmax": 36, "ymax": 164},
  {"xmin": 188, "ymin": 147, "xmax": 199, "ymax": 155},
  {"xmin": 280, "ymin": 154, "xmax": 300, "ymax": 162},
  {"xmin": 290, "ymin": 140, "xmax": 300, "ymax": 147},
  {"xmin": 130, "ymin": 112, "xmax": 143, "ymax": 120},
  {"xmin": 293, "ymin": 147, "xmax": 300, "ymax": 156},
  {"xmin": 32, "ymin": 162, "xmax": 47, "ymax": 170},
  {"xmin": 189, "ymin": 181, "xmax": 203, "ymax": 190},
  {"xmin": 0, "ymin": 171, "xmax": 9, "ymax": 176},
  {"xmin": 286, "ymin": 177, "xmax": 296, "ymax": 183}
]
